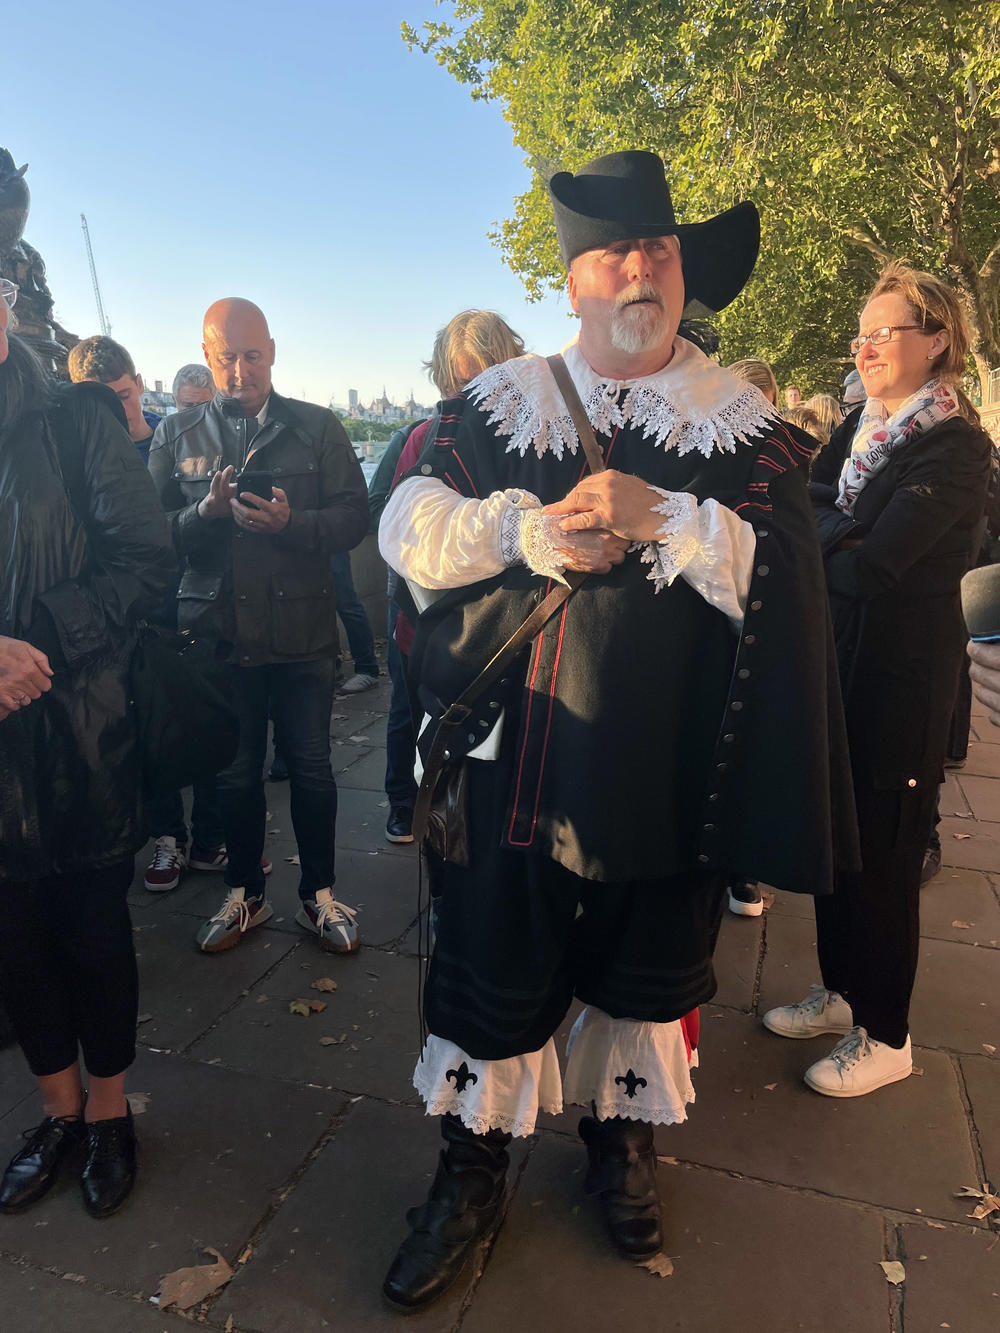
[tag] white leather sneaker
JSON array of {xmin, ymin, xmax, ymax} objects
[
  {"xmin": 762, "ymin": 985, "xmax": 853, "ymax": 1039},
  {"xmin": 804, "ymin": 1028, "xmax": 912, "ymax": 1098}
]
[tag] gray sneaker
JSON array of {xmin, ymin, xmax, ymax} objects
[
  {"xmin": 339, "ymin": 672, "xmax": 378, "ymax": 694},
  {"xmin": 762, "ymin": 986, "xmax": 853, "ymax": 1039},
  {"xmin": 295, "ymin": 888, "xmax": 360, "ymax": 954},
  {"xmin": 196, "ymin": 887, "xmax": 273, "ymax": 953}
]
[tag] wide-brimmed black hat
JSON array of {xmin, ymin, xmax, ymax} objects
[{"xmin": 549, "ymin": 150, "xmax": 760, "ymax": 312}]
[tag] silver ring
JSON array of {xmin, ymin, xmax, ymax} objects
[
  {"xmin": 248, "ymin": 519, "xmax": 255, "ymax": 527},
  {"xmin": 16, "ymin": 694, "xmax": 29, "ymax": 707}
]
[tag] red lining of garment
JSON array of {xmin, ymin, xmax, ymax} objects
[
  {"xmin": 680, "ymin": 1009, "xmax": 700, "ymax": 1061},
  {"xmin": 451, "ymin": 450, "xmax": 479, "ymax": 498}
]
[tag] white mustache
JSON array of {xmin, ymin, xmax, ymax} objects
[{"xmin": 615, "ymin": 283, "xmax": 664, "ymax": 311}]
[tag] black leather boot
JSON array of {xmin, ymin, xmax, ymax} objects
[
  {"xmin": 382, "ymin": 1115, "xmax": 511, "ymax": 1311},
  {"xmin": 80, "ymin": 1107, "xmax": 137, "ymax": 1218},
  {"xmin": 0, "ymin": 1115, "xmax": 84, "ymax": 1214},
  {"xmin": 578, "ymin": 1113, "xmax": 662, "ymax": 1258}
]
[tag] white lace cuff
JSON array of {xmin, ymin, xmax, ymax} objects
[
  {"xmin": 413, "ymin": 1035, "xmax": 563, "ymax": 1138},
  {"xmin": 563, "ymin": 1006, "xmax": 697, "ymax": 1126},
  {"xmin": 517, "ymin": 509, "xmax": 571, "ymax": 581},
  {"xmin": 638, "ymin": 487, "xmax": 701, "ymax": 591}
]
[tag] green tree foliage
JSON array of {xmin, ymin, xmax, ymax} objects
[{"xmin": 403, "ymin": 1, "xmax": 1000, "ymax": 393}]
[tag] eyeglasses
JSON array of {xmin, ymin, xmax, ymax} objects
[
  {"xmin": 0, "ymin": 279, "xmax": 17, "ymax": 309},
  {"xmin": 850, "ymin": 324, "xmax": 928, "ymax": 355}
]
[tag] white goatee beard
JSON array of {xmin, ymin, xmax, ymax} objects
[{"xmin": 609, "ymin": 286, "xmax": 670, "ymax": 355}]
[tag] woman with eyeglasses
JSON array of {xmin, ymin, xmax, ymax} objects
[
  {"xmin": 764, "ymin": 261, "xmax": 992, "ymax": 1096},
  {"xmin": 0, "ymin": 279, "xmax": 175, "ymax": 1215}
]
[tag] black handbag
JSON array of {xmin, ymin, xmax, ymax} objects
[{"xmin": 48, "ymin": 399, "xmax": 239, "ymax": 794}]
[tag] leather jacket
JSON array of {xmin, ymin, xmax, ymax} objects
[
  {"xmin": 148, "ymin": 391, "xmax": 369, "ymax": 665},
  {"xmin": 0, "ymin": 383, "xmax": 177, "ymax": 880}
]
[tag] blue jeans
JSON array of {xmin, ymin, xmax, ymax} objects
[
  {"xmin": 330, "ymin": 551, "xmax": 378, "ymax": 676},
  {"xmin": 146, "ymin": 778, "xmax": 225, "ymax": 850},
  {"xmin": 384, "ymin": 600, "xmax": 418, "ymax": 807},
  {"xmin": 216, "ymin": 658, "xmax": 338, "ymax": 901}
]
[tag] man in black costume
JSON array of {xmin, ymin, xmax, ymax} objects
[{"xmin": 378, "ymin": 151, "xmax": 858, "ymax": 1310}]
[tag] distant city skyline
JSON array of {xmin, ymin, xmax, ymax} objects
[{"xmin": 6, "ymin": 2, "xmax": 577, "ymax": 408}]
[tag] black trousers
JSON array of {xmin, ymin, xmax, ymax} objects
[
  {"xmin": 815, "ymin": 783, "xmax": 936, "ymax": 1049},
  {"xmin": 0, "ymin": 858, "xmax": 138, "ymax": 1078}
]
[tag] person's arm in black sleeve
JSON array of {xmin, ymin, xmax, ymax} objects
[
  {"xmin": 368, "ymin": 430, "xmax": 408, "ymax": 530},
  {"xmin": 826, "ymin": 425, "xmax": 991, "ymax": 600},
  {"xmin": 273, "ymin": 410, "xmax": 370, "ymax": 554},
  {"xmin": 29, "ymin": 391, "xmax": 177, "ymax": 668}
]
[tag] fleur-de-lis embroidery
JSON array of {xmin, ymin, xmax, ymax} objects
[
  {"xmin": 446, "ymin": 1061, "xmax": 478, "ymax": 1094},
  {"xmin": 614, "ymin": 1068, "xmax": 647, "ymax": 1099}
]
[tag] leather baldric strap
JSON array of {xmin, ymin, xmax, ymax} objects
[{"xmin": 410, "ymin": 353, "xmax": 604, "ymax": 844}]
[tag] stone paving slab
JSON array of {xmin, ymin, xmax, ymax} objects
[
  {"xmin": 213, "ymin": 1098, "xmax": 508, "ymax": 1333},
  {"xmin": 462, "ymin": 1133, "xmax": 890, "ymax": 1333},
  {"xmin": 938, "ymin": 815, "xmax": 1000, "ymax": 871},
  {"xmin": 757, "ymin": 913, "xmax": 820, "ymax": 1016},
  {"xmin": 335, "ymin": 744, "xmax": 389, "ymax": 791},
  {"xmin": 336, "ymin": 786, "xmax": 420, "ymax": 860},
  {"xmin": 0, "ymin": 1263, "xmax": 175, "ymax": 1332},
  {"xmin": 132, "ymin": 913, "xmax": 298, "ymax": 1054},
  {"xmin": 960, "ymin": 1054, "xmax": 1000, "ymax": 1188},
  {"xmin": 958, "ymin": 742, "xmax": 1000, "ymax": 776},
  {"xmin": 942, "ymin": 771, "xmax": 973, "ymax": 815},
  {"xmin": 766, "ymin": 886, "xmax": 814, "ymax": 920},
  {"xmin": 662, "ymin": 1013, "xmax": 979, "ymax": 1218},
  {"xmin": 0, "ymin": 1050, "xmax": 342, "ymax": 1299},
  {"xmin": 910, "ymin": 938, "xmax": 1000, "ymax": 1055},
  {"xmin": 919, "ymin": 869, "xmax": 1000, "ymax": 947},
  {"xmin": 710, "ymin": 911, "xmax": 761, "ymax": 1012},
  {"xmin": 897, "ymin": 1222, "xmax": 1000, "ymax": 1332},
  {"xmin": 188, "ymin": 946, "xmax": 423, "ymax": 1102},
  {"xmin": 956, "ymin": 772, "xmax": 1000, "ymax": 823},
  {"xmin": 0, "ymin": 1045, "xmax": 36, "ymax": 1119}
]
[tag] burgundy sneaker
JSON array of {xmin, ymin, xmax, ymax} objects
[
  {"xmin": 188, "ymin": 844, "xmax": 228, "ymax": 872},
  {"xmin": 144, "ymin": 837, "xmax": 186, "ymax": 893}
]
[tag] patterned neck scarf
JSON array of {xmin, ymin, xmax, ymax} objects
[{"xmin": 836, "ymin": 378, "xmax": 959, "ymax": 514}]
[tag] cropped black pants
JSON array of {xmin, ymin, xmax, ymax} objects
[{"xmin": 0, "ymin": 858, "xmax": 138, "ymax": 1078}]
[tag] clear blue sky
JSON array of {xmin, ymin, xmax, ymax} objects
[{"xmin": 7, "ymin": 0, "xmax": 574, "ymax": 407}]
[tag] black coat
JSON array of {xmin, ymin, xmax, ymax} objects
[
  {"xmin": 810, "ymin": 411, "xmax": 992, "ymax": 788},
  {"xmin": 147, "ymin": 393, "xmax": 369, "ymax": 665},
  {"xmin": 0, "ymin": 384, "xmax": 177, "ymax": 881},
  {"xmin": 407, "ymin": 396, "xmax": 860, "ymax": 895}
]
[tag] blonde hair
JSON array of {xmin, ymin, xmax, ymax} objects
[
  {"xmin": 804, "ymin": 393, "xmax": 842, "ymax": 441},
  {"xmin": 424, "ymin": 309, "xmax": 525, "ymax": 398},
  {"xmin": 726, "ymin": 358, "xmax": 778, "ymax": 405},
  {"xmin": 784, "ymin": 404, "xmax": 826, "ymax": 448},
  {"xmin": 866, "ymin": 261, "xmax": 979, "ymax": 423}
]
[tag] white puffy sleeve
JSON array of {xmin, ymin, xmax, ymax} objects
[{"xmin": 637, "ymin": 487, "xmax": 757, "ymax": 629}]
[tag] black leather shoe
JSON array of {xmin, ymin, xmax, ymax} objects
[
  {"xmin": 579, "ymin": 1114, "xmax": 662, "ymax": 1258},
  {"xmin": 267, "ymin": 756, "xmax": 289, "ymax": 782},
  {"xmin": 385, "ymin": 804, "xmax": 414, "ymax": 844},
  {"xmin": 80, "ymin": 1107, "xmax": 137, "ymax": 1218},
  {"xmin": 382, "ymin": 1117, "xmax": 510, "ymax": 1311},
  {"xmin": 0, "ymin": 1115, "xmax": 83, "ymax": 1214}
]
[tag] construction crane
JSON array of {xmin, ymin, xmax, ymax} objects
[{"xmin": 80, "ymin": 213, "xmax": 110, "ymax": 336}]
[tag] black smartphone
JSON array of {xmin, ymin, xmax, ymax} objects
[{"xmin": 236, "ymin": 469, "xmax": 273, "ymax": 501}]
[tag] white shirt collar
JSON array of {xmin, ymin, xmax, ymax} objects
[{"xmin": 467, "ymin": 333, "xmax": 778, "ymax": 461}]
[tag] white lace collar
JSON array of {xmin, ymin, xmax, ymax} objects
[{"xmin": 466, "ymin": 334, "xmax": 778, "ymax": 461}]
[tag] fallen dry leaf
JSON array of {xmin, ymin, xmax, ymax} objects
[
  {"xmin": 764, "ymin": 1082, "xmax": 778, "ymax": 1091},
  {"xmin": 136, "ymin": 1013, "xmax": 152, "ymax": 1025},
  {"xmin": 238, "ymin": 1246, "xmax": 253, "ymax": 1265},
  {"xmin": 637, "ymin": 1254, "xmax": 674, "ymax": 1277},
  {"xmin": 955, "ymin": 1185, "xmax": 1000, "ymax": 1221},
  {"xmin": 331, "ymin": 712, "xmax": 347, "ymax": 720},
  {"xmin": 925, "ymin": 1221, "xmax": 947, "ymax": 1229},
  {"xmin": 319, "ymin": 1036, "xmax": 338, "ymax": 1046},
  {"xmin": 225, "ymin": 1317, "xmax": 235, "ymax": 1333},
  {"xmin": 126, "ymin": 1092, "xmax": 150, "ymax": 1115},
  {"xmin": 952, "ymin": 833, "xmax": 972, "ymax": 840},
  {"xmin": 951, "ymin": 921, "xmax": 972, "ymax": 929},
  {"xmin": 982, "ymin": 1044, "xmax": 997, "ymax": 1055},
  {"xmin": 308, "ymin": 999, "xmax": 327, "ymax": 1014},
  {"xmin": 311, "ymin": 977, "xmax": 338, "ymax": 992},
  {"xmin": 912, "ymin": 1066, "xmax": 924, "ymax": 1076},
  {"xmin": 285, "ymin": 854, "xmax": 301, "ymax": 865},
  {"xmin": 656, "ymin": 1155, "xmax": 678, "ymax": 1165},
  {"xmin": 158, "ymin": 1247, "xmax": 233, "ymax": 1311},
  {"xmin": 289, "ymin": 1000, "xmax": 311, "ymax": 1017},
  {"xmin": 879, "ymin": 1260, "xmax": 905, "ymax": 1285}
]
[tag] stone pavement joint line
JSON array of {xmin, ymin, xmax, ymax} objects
[{"xmin": 0, "ymin": 672, "xmax": 998, "ymax": 1332}]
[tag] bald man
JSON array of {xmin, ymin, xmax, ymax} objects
[{"xmin": 148, "ymin": 299, "xmax": 370, "ymax": 956}]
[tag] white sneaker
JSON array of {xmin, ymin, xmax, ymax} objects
[
  {"xmin": 339, "ymin": 672, "xmax": 378, "ymax": 694},
  {"xmin": 804, "ymin": 1027, "xmax": 912, "ymax": 1098},
  {"xmin": 144, "ymin": 836, "xmax": 186, "ymax": 892},
  {"xmin": 762, "ymin": 985, "xmax": 853, "ymax": 1039}
]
